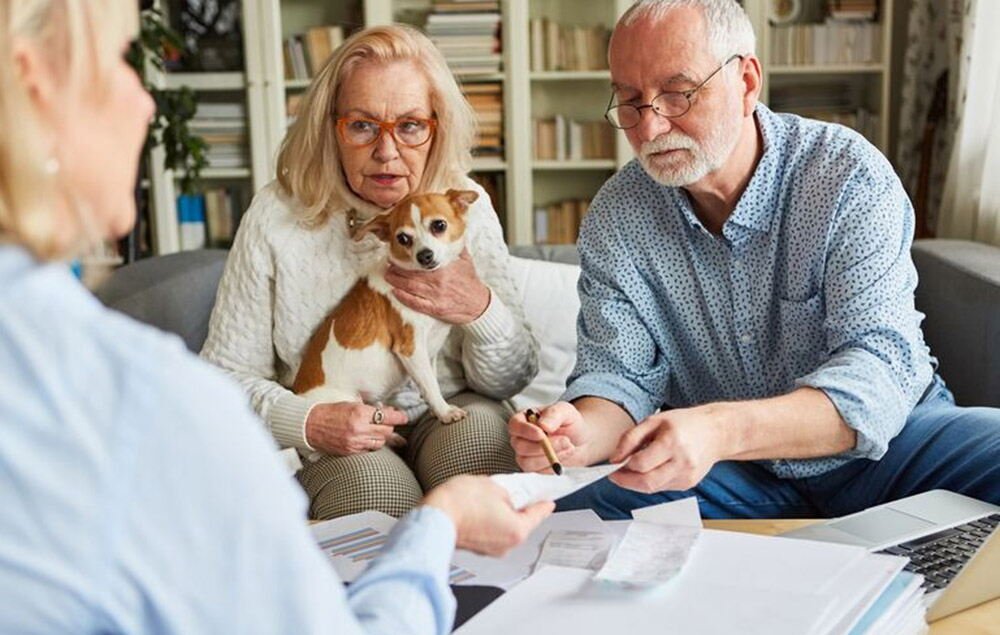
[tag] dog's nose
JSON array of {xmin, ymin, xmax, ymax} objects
[{"xmin": 416, "ymin": 249, "xmax": 435, "ymax": 267}]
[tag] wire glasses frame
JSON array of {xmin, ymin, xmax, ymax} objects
[
  {"xmin": 604, "ymin": 54, "xmax": 745, "ymax": 129},
  {"xmin": 335, "ymin": 116, "xmax": 438, "ymax": 148}
]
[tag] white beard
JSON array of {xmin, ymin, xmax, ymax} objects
[{"xmin": 638, "ymin": 113, "xmax": 742, "ymax": 187}]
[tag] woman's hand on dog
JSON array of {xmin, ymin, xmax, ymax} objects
[
  {"xmin": 422, "ymin": 475, "xmax": 555, "ymax": 557},
  {"xmin": 385, "ymin": 250, "xmax": 491, "ymax": 324},
  {"xmin": 304, "ymin": 402, "xmax": 408, "ymax": 455}
]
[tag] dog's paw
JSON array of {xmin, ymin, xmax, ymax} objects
[{"xmin": 437, "ymin": 406, "xmax": 467, "ymax": 425}]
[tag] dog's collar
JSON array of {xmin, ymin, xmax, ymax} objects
[
  {"xmin": 347, "ymin": 203, "xmax": 388, "ymax": 238},
  {"xmin": 347, "ymin": 209, "xmax": 372, "ymax": 238}
]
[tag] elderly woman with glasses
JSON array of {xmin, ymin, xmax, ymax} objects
[{"xmin": 201, "ymin": 25, "xmax": 537, "ymax": 520}]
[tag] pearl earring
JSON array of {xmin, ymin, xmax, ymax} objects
[{"xmin": 43, "ymin": 157, "xmax": 60, "ymax": 175}]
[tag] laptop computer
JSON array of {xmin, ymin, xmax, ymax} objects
[{"xmin": 781, "ymin": 489, "xmax": 1000, "ymax": 622}]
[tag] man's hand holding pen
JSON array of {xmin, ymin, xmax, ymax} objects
[{"xmin": 508, "ymin": 402, "xmax": 594, "ymax": 474}]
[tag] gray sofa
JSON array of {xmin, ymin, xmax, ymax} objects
[{"xmin": 95, "ymin": 239, "xmax": 999, "ymax": 407}]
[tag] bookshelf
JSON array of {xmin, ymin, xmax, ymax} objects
[
  {"xmin": 746, "ymin": 0, "xmax": 893, "ymax": 151},
  {"xmin": 145, "ymin": 0, "xmax": 894, "ymax": 254},
  {"xmin": 144, "ymin": 0, "xmax": 273, "ymax": 256}
]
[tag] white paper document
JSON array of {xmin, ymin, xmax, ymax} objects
[
  {"xmin": 452, "ymin": 509, "xmax": 606, "ymax": 589},
  {"xmin": 822, "ymin": 554, "xmax": 908, "ymax": 634},
  {"xmin": 310, "ymin": 511, "xmax": 396, "ymax": 583},
  {"xmin": 454, "ymin": 565, "xmax": 836, "ymax": 635},
  {"xmin": 630, "ymin": 496, "xmax": 702, "ymax": 528},
  {"xmin": 537, "ymin": 530, "xmax": 614, "ymax": 571},
  {"xmin": 491, "ymin": 463, "xmax": 625, "ymax": 509},
  {"xmin": 456, "ymin": 526, "xmax": 901, "ymax": 635},
  {"xmin": 594, "ymin": 521, "xmax": 701, "ymax": 587},
  {"xmin": 310, "ymin": 510, "xmax": 479, "ymax": 585}
]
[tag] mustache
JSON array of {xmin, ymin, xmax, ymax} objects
[{"xmin": 640, "ymin": 133, "xmax": 696, "ymax": 159}]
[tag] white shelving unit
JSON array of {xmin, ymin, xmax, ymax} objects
[
  {"xmin": 747, "ymin": 0, "xmax": 894, "ymax": 152},
  {"xmin": 146, "ymin": 0, "xmax": 274, "ymax": 255},
  {"xmin": 147, "ymin": 0, "xmax": 894, "ymax": 253}
]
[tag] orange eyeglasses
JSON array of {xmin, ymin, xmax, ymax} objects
[{"xmin": 335, "ymin": 116, "xmax": 437, "ymax": 148}]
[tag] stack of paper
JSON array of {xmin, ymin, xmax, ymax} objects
[
  {"xmin": 452, "ymin": 495, "xmax": 927, "ymax": 634},
  {"xmin": 313, "ymin": 481, "xmax": 928, "ymax": 634}
]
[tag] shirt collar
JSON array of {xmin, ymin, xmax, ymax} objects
[
  {"xmin": 726, "ymin": 103, "xmax": 782, "ymax": 235},
  {"xmin": 669, "ymin": 103, "xmax": 783, "ymax": 236}
]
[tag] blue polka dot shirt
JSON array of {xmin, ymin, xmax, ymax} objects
[{"xmin": 562, "ymin": 104, "xmax": 935, "ymax": 479}]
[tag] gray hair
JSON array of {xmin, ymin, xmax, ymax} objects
[{"xmin": 618, "ymin": 0, "xmax": 756, "ymax": 62}]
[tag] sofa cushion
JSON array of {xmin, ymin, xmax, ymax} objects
[
  {"xmin": 506, "ymin": 255, "xmax": 581, "ymax": 410},
  {"xmin": 95, "ymin": 249, "xmax": 228, "ymax": 353},
  {"xmin": 912, "ymin": 239, "xmax": 1000, "ymax": 406}
]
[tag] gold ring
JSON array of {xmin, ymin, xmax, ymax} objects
[{"xmin": 370, "ymin": 437, "xmax": 379, "ymax": 451}]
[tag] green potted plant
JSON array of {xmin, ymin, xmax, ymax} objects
[{"xmin": 125, "ymin": 1, "xmax": 208, "ymax": 260}]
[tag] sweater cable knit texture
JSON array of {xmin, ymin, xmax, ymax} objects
[{"xmin": 201, "ymin": 178, "xmax": 538, "ymax": 453}]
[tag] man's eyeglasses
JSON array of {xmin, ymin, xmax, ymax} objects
[
  {"xmin": 335, "ymin": 116, "xmax": 437, "ymax": 148},
  {"xmin": 604, "ymin": 54, "xmax": 745, "ymax": 130}
]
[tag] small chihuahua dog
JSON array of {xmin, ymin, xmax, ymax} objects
[{"xmin": 292, "ymin": 189, "xmax": 479, "ymax": 425}]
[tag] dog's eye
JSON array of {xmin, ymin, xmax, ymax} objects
[
  {"xmin": 396, "ymin": 233, "xmax": 412, "ymax": 247},
  {"xmin": 430, "ymin": 219, "xmax": 447, "ymax": 234}
]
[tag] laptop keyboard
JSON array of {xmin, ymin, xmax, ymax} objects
[{"xmin": 877, "ymin": 514, "xmax": 1000, "ymax": 592}]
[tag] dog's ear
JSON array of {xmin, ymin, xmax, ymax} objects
[
  {"xmin": 355, "ymin": 215, "xmax": 391, "ymax": 242},
  {"xmin": 445, "ymin": 189, "xmax": 478, "ymax": 214}
]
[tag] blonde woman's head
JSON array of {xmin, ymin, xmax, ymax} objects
[
  {"xmin": 0, "ymin": 0, "xmax": 152, "ymax": 260},
  {"xmin": 277, "ymin": 24, "xmax": 477, "ymax": 224}
]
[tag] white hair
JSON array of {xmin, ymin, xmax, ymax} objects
[{"xmin": 619, "ymin": 0, "xmax": 756, "ymax": 62}]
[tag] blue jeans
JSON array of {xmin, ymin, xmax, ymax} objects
[{"xmin": 557, "ymin": 376, "xmax": 1000, "ymax": 520}]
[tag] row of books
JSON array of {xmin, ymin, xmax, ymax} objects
[
  {"xmin": 533, "ymin": 116, "xmax": 615, "ymax": 161},
  {"xmin": 192, "ymin": 102, "xmax": 249, "ymax": 170},
  {"xmin": 827, "ymin": 0, "xmax": 878, "ymax": 21},
  {"xmin": 770, "ymin": 82, "xmax": 879, "ymax": 142},
  {"xmin": 770, "ymin": 81, "xmax": 864, "ymax": 111},
  {"xmin": 529, "ymin": 19, "xmax": 610, "ymax": 72},
  {"xmin": 534, "ymin": 198, "xmax": 590, "ymax": 245},
  {"xmin": 464, "ymin": 82, "xmax": 503, "ymax": 157},
  {"xmin": 798, "ymin": 108, "xmax": 880, "ymax": 144},
  {"xmin": 425, "ymin": 4, "xmax": 502, "ymax": 76},
  {"xmin": 176, "ymin": 186, "xmax": 249, "ymax": 251},
  {"xmin": 432, "ymin": 0, "xmax": 497, "ymax": 11},
  {"xmin": 770, "ymin": 20, "xmax": 881, "ymax": 66},
  {"xmin": 283, "ymin": 25, "xmax": 345, "ymax": 80}
]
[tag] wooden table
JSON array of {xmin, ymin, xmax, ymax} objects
[{"xmin": 704, "ymin": 519, "xmax": 1000, "ymax": 634}]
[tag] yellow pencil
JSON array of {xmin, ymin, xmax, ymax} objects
[{"xmin": 525, "ymin": 408, "xmax": 563, "ymax": 475}]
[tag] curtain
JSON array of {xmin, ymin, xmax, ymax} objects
[
  {"xmin": 937, "ymin": 0, "xmax": 1000, "ymax": 245},
  {"xmin": 895, "ymin": 0, "xmax": 971, "ymax": 238}
]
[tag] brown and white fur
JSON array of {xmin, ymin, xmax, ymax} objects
[{"xmin": 291, "ymin": 189, "xmax": 479, "ymax": 425}]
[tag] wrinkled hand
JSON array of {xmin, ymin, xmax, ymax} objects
[
  {"xmin": 608, "ymin": 406, "xmax": 726, "ymax": 493},
  {"xmin": 507, "ymin": 402, "xmax": 594, "ymax": 473},
  {"xmin": 422, "ymin": 475, "xmax": 555, "ymax": 556},
  {"xmin": 304, "ymin": 402, "xmax": 408, "ymax": 456},
  {"xmin": 385, "ymin": 249, "xmax": 490, "ymax": 325}
]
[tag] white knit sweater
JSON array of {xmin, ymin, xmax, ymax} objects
[{"xmin": 200, "ymin": 178, "xmax": 538, "ymax": 452}]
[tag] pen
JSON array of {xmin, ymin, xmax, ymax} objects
[{"xmin": 525, "ymin": 408, "xmax": 563, "ymax": 475}]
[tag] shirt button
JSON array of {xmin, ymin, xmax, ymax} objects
[{"xmin": 740, "ymin": 333, "xmax": 752, "ymax": 344}]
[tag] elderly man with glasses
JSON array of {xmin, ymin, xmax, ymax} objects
[{"xmin": 508, "ymin": 0, "xmax": 1000, "ymax": 519}]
